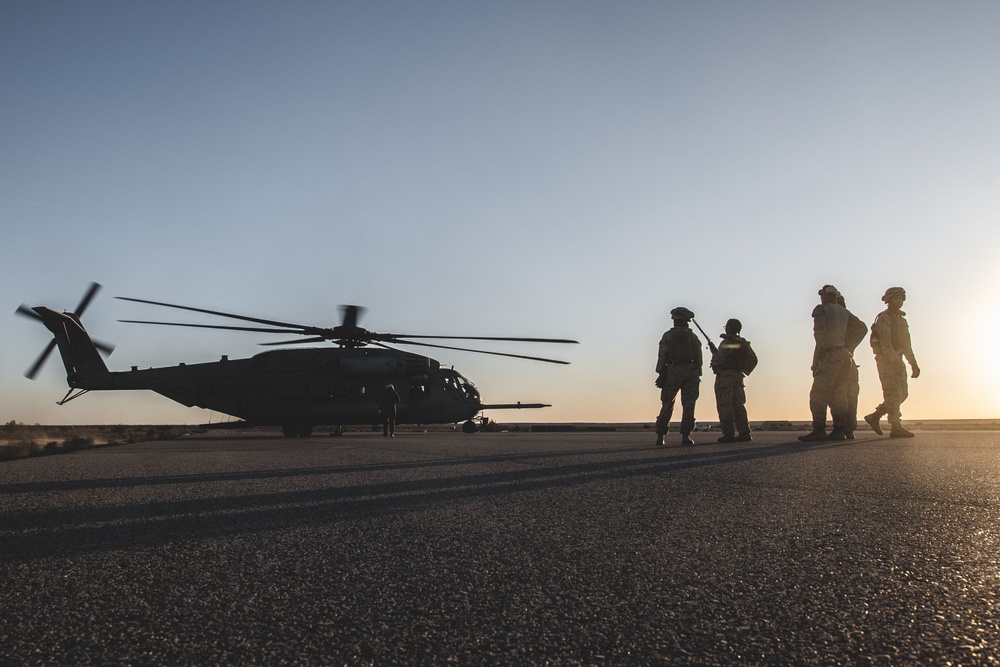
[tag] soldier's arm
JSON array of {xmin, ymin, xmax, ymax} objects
[
  {"xmin": 845, "ymin": 312, "xmax": 868, "ymax": 352},
  {"xmin": 901, "ymin": 322, "xmax": 919, "ymax": 376},
  {"xmin": 743, "ymin": 340, "xmax": 759, "ymax": 375},
  {"xmin": 655, "ymin": 333, "xmax": 669, "ymax": 374},
  {"xmin": 811, "ymin": 304, "xmax": 828, "ymax": 345}
]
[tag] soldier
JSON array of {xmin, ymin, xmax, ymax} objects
[
  {"xmin": 709, "ymin": 318, "xmax": 758, "ymax": 443},
  {"xmin": 799, "ymin": 285, "xmax": 857, "ymax": 442},
  {"xmin": 380, "ymin": 383, "xmax": 400, "ymax": 437},
  {"xmin": 864, "ymin": 287, "xmax": 920, "ymax": 438},
  {"xmin": 655, "ymin": 307, "xmax": 702, "ymax": 446}
]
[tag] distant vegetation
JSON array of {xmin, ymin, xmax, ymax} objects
[{"xmin": 0, "ymin": 421, "xmax": 197, "ymax": 461}]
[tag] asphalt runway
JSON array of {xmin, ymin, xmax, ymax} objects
[{"xmin": 1, "ymin": 429, "xmax": 998, "ymax": 665}]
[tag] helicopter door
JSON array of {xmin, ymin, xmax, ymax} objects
[{"xmin": 409, "ymin": 376, "xmax": 429, "ymax": 401}]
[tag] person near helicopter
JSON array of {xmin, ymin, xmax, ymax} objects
[{"xmin": 380, "ymin": 384, "xmax": 400, "ymax": 437}]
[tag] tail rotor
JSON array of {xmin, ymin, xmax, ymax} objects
[{"xmin": 15, "ymin": 282, "xmax": 115, "ymax": 379}]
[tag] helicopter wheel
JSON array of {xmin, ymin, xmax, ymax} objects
[
  {"xmin": 298, "ymin": 425, "xmax": 313, "ymax": 437},
  {"xmin": 462, "ymin": 420, "xmax": 478, "ymax": 434},
  {"xmin": 282, "ymin": 425, "xmax": 298, "ymax": 438}
]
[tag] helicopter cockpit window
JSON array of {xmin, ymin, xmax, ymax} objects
[
  {"xmin": 443, "ymin": 376, "xmax": 459, "ymax": 392},
  {"xmin": 457, "ymin": 375, "xmax": 480, "ymax": 400}
]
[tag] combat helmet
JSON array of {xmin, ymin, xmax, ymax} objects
[
  {"xmin": 818, "ymin": 284, "xmax": 841, "ymax": 297},
  {"xmin": 881, "ymin": 287, "xmax": 906, "ymax": 302},
  {"xmin": 670, "ymin": 306, "xmax": 694, "ymax": 321}
]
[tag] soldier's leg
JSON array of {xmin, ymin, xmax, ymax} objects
[
  {"xmin": 679, "ymin": 375, "xmax": 700, "ymax": 436},
  {"xmin": 865, "ymin": 355, "xmax": 893, "ymax": 434},
  {"xmin": 887, "ymin": 370, "xmax": 912, "ymax": 437},
  {"xmin": 714, "ymin": 376, "xmax": 735, "ymax": 436},
  {"xmin": 731, "ymin": 380, "xmax": 750, "ymax": 437},
  {"xmin": 828, "ymin": 350, "xmax": 852, "ymax": 436},
  {"xmin": 846, "ymin": 362, "xmax": 860, "ymax": 435},
  {"xmin": 808, "ymin": 370, "xmax": 833, "ymax": 432},
  {"xmin": 877, "ymin": 357, "xmax": 907, "ymax": 425},
  {"xmin": 802, "ymin": 351, "xmax": 838, "ymax": 441},
  {"xmin": 655, "ymin": 385, "xmax": 679, "ymax": 436}
]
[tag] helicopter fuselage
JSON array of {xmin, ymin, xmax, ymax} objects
[{"xmin": 77, "ymin": 346, "xmax": 483, "ymax": 431}]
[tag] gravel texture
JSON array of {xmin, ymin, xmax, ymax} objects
[{"xmin": 1, "ymin": 429, "xmax": 999, "ymax": 665}]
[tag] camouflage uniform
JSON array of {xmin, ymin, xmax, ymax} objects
[
  {"xmin": 655, "ymin": 308, "xmax": 702, "ymax": 441},
  {"xmin": 866, "ymin": 287, "xmax": 919, "ymax": 435},
  {"xmin": 711, "ymin": 322, "xmax": 758, "ymax": 441},
  {"xmin": 802, "ymin": 285, "xmax": 859, "ymax": 440}
]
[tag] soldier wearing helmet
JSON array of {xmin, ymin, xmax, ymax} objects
[
  {"xmin": 864, "ymin": 287, "xmax": 920, "ymax": 438},
  {"xmin": 710, "ymin": 318, "xmax": 758, "ymax": 443},
  {"xmin": 654, "ymin": 306, "xmax": 703, "ymax": 446},
  {"xmin": 799, "ymin": 285, "xmax": 862, "ymax": 442}
]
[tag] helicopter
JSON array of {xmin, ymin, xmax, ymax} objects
[{"xmin": 16, "ymin": 284, "xmax": 578, "ymax": 436}]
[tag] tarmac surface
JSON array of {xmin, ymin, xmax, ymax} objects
[{"xmin": 1, "ymin": 428, "xmax": 998, "ymax": 665}]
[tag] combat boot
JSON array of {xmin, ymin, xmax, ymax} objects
[
  {"xmin": 717, "ymin": 434, "xmax": 737, "ymax": 443},
  {"xmin": 826, "ymin": 430, "xmax": 848, "ymax": 441},
  {"xmin": 798, "ymin": 429, "xmax": 827, "ymax": 442},
  {"xmin": 681, "ymin": 434, "xmax": 695, "ymax": 446},
  {"xmin": 889, "ymin": 424, "xmax": 915, "ymax": 438},
  {"xmin": 864, "ymin": 412, "xmax": 883, "ymax": 435},
  {"xmin": 735, "ymin": 432, "xmax": 752, "ymax": 442},
  {"xmin": 655, "ymin": 434, "xmax": 664, "ymax": 446}
]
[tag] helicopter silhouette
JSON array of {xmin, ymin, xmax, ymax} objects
[{"xmin": 16, "ymin": 284, "xmax": 578, "ymax": 435}]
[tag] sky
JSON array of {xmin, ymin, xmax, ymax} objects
[{"xmin": 2, "ymin": 1, "xmax": 999, "ymax": 426}]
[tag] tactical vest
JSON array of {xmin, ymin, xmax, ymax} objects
[{"xmin": 663, "ymin": 329, "xmax": 699, "ymax": 364}]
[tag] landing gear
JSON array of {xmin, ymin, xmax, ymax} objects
[
  {"xmin": 462, "ymin": 420, "xmax": 478, "ymax": 434},
  {"xmin": 282, "ymin": 424, "xmax": 313, "ymax": 438}
]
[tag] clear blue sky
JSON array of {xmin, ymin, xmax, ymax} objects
[{"xmin": 3, "ymin": 1, "xmax": 999, "ymax": 425}]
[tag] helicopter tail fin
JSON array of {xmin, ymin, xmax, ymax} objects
[{"xmin": 31, "ymin": 307, "xmax": 112, "ymax": 387}]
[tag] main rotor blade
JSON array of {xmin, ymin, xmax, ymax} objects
[
  {"xmin": 116, "ymin": 297, "xmax": 313, "ymax": 331},
  {"xmin": 259, "ymin": 337, "xmax": 330, "ymax": 346},
  {"xmin": 15, "ymin": 304, "xmax": 43, "ymax": 321},
  {"xmin": 25, "ymin": 340, "xmax": 57, "ymax": 379},
  {"xmin": 74, "ymin": 282, "xmax": 102, "ymax": 316},
  {"xmin": 390, "ymin": 339, "xmax": 571, "ymax": 364},
  {"xmin": 378, "ymin": 333, "xmax": 579, "ymax": 344},
  {"xmin": 118, "ymin": 319, "xmax": 310, "ymax": 336}
]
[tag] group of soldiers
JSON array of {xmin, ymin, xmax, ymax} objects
[{"xmin": 654, "ymin": 285, "xmax": 918, "ymax": 445}]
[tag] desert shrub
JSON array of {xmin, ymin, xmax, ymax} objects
[
  {"xmin": 0, "ymin": 441, "xmax": 36, "ymax": 460},
  {"xmin": 44, "ymin": 441, "xmax": 60, "ymax": 453},
  {"xmin": 63, "ymin": 437, "xmax": 93, "ymax": 451}
]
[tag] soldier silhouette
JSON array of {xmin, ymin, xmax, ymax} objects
[
  {"xmin": 865, "ymin": 287, "xmax": 920, "ymax": 438},
  {"xmin": 380, "ymin": 384, "xmax": 400, "ymax": 438},
  {"xmin": 655, "ymin": 307, "xmax": 702, "ymax": 446},
  {"xmin": 709, "ymin": 318, "xmax": 758, "ymax": 443}
]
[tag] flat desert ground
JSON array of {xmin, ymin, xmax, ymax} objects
[{"xmin": 2, "ymin": 428, "xmax": 998, "ymax": 665}]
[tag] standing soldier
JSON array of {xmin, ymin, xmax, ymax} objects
[
  {"xmin": 655, "ymin": 307, "xmax": 703, "ymax": 446},
  {"xmin": 380, "ymin": 384, "xmax": 400, "ymax": 438},
  {"xmin": 865, "ymin": 287, "xmax": 920, "ymax": 438},
  {"xmin": 800, "ymin": 285, "xmax": 855, "ymax": 442},
  {"xmin": 709, "ymin": 318, "xmax": 758, "ymax": 443}
]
